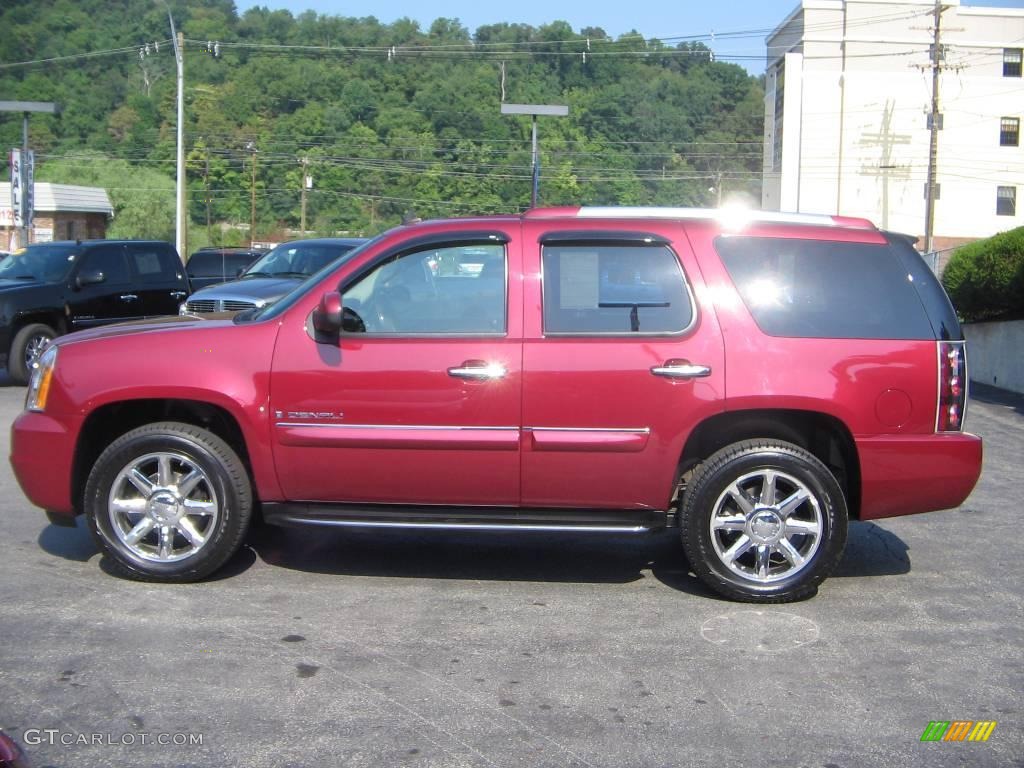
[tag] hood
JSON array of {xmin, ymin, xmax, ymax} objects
[
  {"xmin": 54, "ymin": 313, "xmax": 236, "ymax": 347},
  {"xmin": 188, "ymin": 276, "xmax": 303, "ymax": 304}
]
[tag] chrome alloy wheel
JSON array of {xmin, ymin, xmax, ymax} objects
[
  {"xmin": 23, "ymin": 331, "xmax": 53, "ymax": 368},
  {"xmin": 107, "ymin": 451, "xmax": 220, "ymax": 563},
  {"xmin": 708, "ymin": 469, "xmax": 823, "ymax": 584}
]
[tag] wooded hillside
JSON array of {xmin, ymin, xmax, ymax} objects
[{"xmin": 0, "ymin": 0, "xmax": 764, "ymax": 244}]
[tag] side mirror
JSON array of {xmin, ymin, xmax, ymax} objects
[
  {"xmin": 310, "ymin": 291, "xmax": 343, "ymax": 340},
  {"xmin": 75, "ymin": 269, "xmax": 105, "ymax": 288}
]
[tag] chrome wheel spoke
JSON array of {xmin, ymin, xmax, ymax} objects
[
  {"xmin": 778, "ymin": 538, "xmax": 806, "ymax": 568},
  {"xmin": 723, "ymin": 534, "xmax": 753, "ymax": 564},
  {"xmin": 759, "ymin": 470, "xmax": 778, "ymax": 506},
  {"xmin": 726, "ymin": 483, "xmax": 755, "ymax": 515},
  {"xmin": 127, "ymin": 468, "xmax": 155, "ymax": 497},
  {"xmin": 182, "ymin": 498, "xmax": 216, "ymax": 516},
  {"xmin": 111, "ymin": 497, "xmax": 148, "ymax": 516},
  {"xmin": 177, "ymin": 469, "xmax": 205, "ymax": 498},
  {"xmin": 158, "ymin": 525, "xmax": 174, "ymax": 559},
  {"xmin": 784, "ymin": 518, "xmax": 820, "ymax": 537},
  {"xmin": 755, "ymin": 544, "xmax": 772, "ymax": 579},
  {"xmin": 778, "ymin": 488, "xmax": 811, "ymax": 519},
  {"xmin": 712, "ymin": 514, "xmax": 747, "ymax": 532},
  {"xmin": 177, "ymin": 517, "xmax": 206, "ymax": 549},
  {"xmin": 157, "ymin": 456, "xmax": 174, "ymax": 488},
  {"xmin": 124, "ymin": 518, "xmax": 156, "ymax": 546}
]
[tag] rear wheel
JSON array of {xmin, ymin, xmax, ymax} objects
[
  {"xmin": 8, "ymin": 323, "xmax": 56, "ymax": 385},
  {"xmin": 680, "ymin": 440, "xmax": 848, "ymax": 602},
  {"xmin": 84, "ymin": 422, "xmax": 252, "ymax": 582}
]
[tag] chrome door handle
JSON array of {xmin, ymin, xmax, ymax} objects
[
  {"xmin": 447, "ymin": 361, "xmax": 508, "ymax": 380},
  {"xmin": 170, "ymin": 291, "xmax": 187, "ymax": 298},
  {"xmin": 651, "ymin": 361, "xmax": 712, "ymax": 379},
  {"xmin": 119, "ymin": 294, "xmax": 138, "ymax": 301}
]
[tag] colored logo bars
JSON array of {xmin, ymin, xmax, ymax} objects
[{"xmin": 921, "ymin": 721, "xmax": 997, "ymax": 742}]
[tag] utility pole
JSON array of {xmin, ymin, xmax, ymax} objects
[
  {"xmin": 204, "ymin": 147, "xmax": 212, "ymax": 244},
  {"xmin": 300, "ymin": 156, "xmax": 310, "ymax": 233},
  {"xmin": 168, "ymin": 17, "xmax": 186, "ymax": 263},
  {"xmin": 923, "ymin": 0, "xmax": 946, "ymax": 255},
  {"xmin": 247, "ymin": 141, "xmax": 257, "ymax": 247}
]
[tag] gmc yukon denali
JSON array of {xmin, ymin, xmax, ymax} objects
[{"xmin": 9, "ymin": 207, "xmax": 983, "ymax": 602}]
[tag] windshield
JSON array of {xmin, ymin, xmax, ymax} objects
[
  {"xmin": 244, "ymin": 236, "xmax": 382, "ymax": 323},
  {"xmin": 242, "ymin": 241, "xmax": 360, "ymax": 279},
  {"xmin": 0, "ymin": 244, "xmax": 79, "ymax": 282}
]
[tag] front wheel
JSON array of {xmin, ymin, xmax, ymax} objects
[
  {"xmin": 8, "ymin": 323, "xmax": 56, "ymax": 385},
  {"xmin": 680, "ymin": 440, "xmax": 848, "ymax": 603},
  {"xmin": 84, "ymin": 422, "xmax": 253, "ymax": 582}
]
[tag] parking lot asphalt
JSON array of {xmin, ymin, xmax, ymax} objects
[{"xmin": 0, "ymin": 377, "xmax": 1021, "ymax": 768}]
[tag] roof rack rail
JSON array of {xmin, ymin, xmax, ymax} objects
[{"xmin": 525, "ymin": 206, "xmax": 876, "ymax": 230}]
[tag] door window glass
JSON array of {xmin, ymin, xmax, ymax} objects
[
  {"xmin": 342, "ymin": 244, "xmax": 506, "ymax": 334},
  {"xmin": 81, "ymin": 245, "xmax": 131, "ymax": 284},
  {"xmin": 542, "ymin": 243, "xmax": 693, "ymax": 334}
]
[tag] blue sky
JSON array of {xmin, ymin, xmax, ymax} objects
[{"xmin": 233, "ymin": 0, "xmax": 1024, "ymax": 73}]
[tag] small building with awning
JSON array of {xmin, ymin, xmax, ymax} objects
[{"xmin": 1, "ymin": 182, "xmax": 114, "ymax": 250}]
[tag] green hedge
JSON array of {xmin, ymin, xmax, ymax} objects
[{"xmin": 942, "ymin": 226, "xmax": 1024, "ymax": 322}]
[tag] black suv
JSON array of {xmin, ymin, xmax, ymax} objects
[
  {"xmin": 0, "ymin": 240, "xmax": 188, "ymax": 384},
  {"xmin": 185, "ymin": 247, "xmax": 266, "ymax": 292}
]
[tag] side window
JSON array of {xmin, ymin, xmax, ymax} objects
[
  {"xmin": 342, "ymin": 243, "xmax": 506, "ymax": 335},
  {"xmin": 187, "ymin": 253, "xmax": 219, "ymax": 278},
  {"xmin": 226, "ymin": 254, "xmax": 256, "ymax": 275},
  {"xmin": 715, "ymin": 236, "xmax": 935, "ymax": 340},
  {"xmin": 542, "ymin": 242, "xmax": 693, "ymax": 334},
  {"xmin": 81, "ymin": 244, "xmax": 131, "ymax": 285},
  {"xmin": 128, "ymin": 245, "xmax": 176, "ymax": 283}
]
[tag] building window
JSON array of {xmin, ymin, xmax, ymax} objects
[
  {"xmin": 1000, "ymin": 117, "xmax": 1020, "ymax": 146},
  {"xmin": 997, "ymin": 186, "xmax": 1016, "ymax": 216},
  {"xmin": 1004, "ymin": 48, "xmax": 1022, "ymax": 78}
]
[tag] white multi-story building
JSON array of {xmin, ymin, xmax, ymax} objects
[{"xmin": 762, "ymin": 0, "xmax": 1024, "ymax": 252}]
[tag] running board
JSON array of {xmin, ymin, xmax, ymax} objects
[{"xmin": 262, "ymin": 503, "xmax": 666, "ymax": 534}]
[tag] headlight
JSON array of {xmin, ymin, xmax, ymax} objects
[{"xmin": 25, "ymin": 344, "xmax": 57, "ymax": 412}]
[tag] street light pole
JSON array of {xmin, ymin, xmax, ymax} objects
[
  {"xmin": 500, "ymin": 103, "xmax": 569, "ymax": 209},
  {"xmin": 0, "ymin": 101, "xmax": 58, "ymax": 249}
]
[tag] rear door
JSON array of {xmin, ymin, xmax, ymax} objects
[
  {"xmin": 268, "ymin": 228, "xmax": 524, "ymax": 506},
  {"xmin": 125, "ymin": 242, "xmax": 188, "ymax": 315},
  {"xmin": 520, "ymin": 221, "xmax": 725, "ymax": 511}
]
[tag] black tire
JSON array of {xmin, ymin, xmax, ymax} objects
[
  {"xmin": 680, "ymin": 440, "xmax": 848, "ymax": 603},
  {"xmin": 84, "ymin": 422, "xmax": 252, "ymax": 582},
  {"xmin": 8, "ymin": 323, "xmax": 57, "ymax": 385}
]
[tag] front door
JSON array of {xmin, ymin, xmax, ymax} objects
[
  {"xmin": 520, "ymin": 221, "xmax": 725, "ymax": 511},
  {"xmin": 67, "ymin": 243, "xmax": 139, "ymax": 329},
  {"xmin": 269, "ymin": 230, "xmax": 523, "ymax": 506}
]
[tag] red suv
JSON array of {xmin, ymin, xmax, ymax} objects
[{"xmin": 10, "ymin": 207, "xmax": 982, "ymax": 602}]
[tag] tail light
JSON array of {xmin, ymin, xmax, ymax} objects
[{"xmin": 936, "ymin": 341, "xmax": 968, "ymax": 432}]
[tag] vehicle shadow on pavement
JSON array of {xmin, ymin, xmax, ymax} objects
[
  {"xmin": 35, "ymin": 516, "xmax": 911, "ymax": 590},
  {"xmin": 247, "ymin": 521, "xmax": 912, "ymax": 593},
  {"xmin": 36, "ymin": 518, "xmax": 258, "ymax": 580},
  {"xmin": 249, "ymin": 525, "xmax": 717, "ymax": 596},
  {"xmin": 831, "ymin": 521, "xmax": 910, "ymax": 577},
  {"xmin": 37, "ymin": 519, "xmax": 97, "ymax": 562}
]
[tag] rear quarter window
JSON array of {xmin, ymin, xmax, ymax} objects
[{"xmin": 715, "ymin": 236, "xmax": 934, "ymax": 340}]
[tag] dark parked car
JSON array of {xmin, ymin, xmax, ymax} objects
[
  {"xmin": 185, "ymin": 247, "xmax": 265, "ymax": 292},
  {"xmin": 181, "ymin": 237, "xmax": 366, "ymax": 314},
  {"xmin": 0, "ymin": 240, "xmax": 188, "ymax": 384}
]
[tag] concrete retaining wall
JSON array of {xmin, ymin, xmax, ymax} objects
[{"xmin": 964, "ymin": 320, "xmax": 1024, "ymax": 395}]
